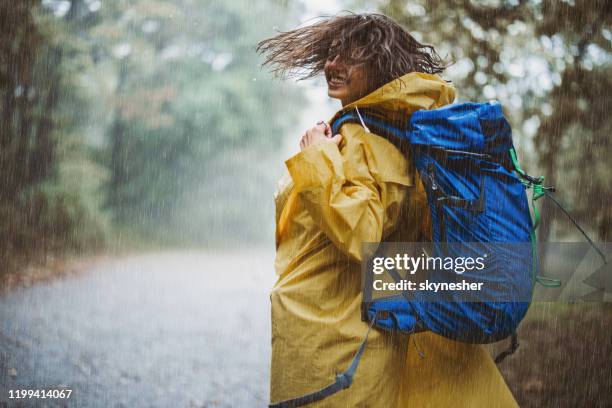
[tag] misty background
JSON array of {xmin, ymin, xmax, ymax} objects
[{"xmin": 0, "ymin": 1, "xmax": 611, "ymax": 407}]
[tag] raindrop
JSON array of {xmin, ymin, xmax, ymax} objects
[
  {"xmin": 507, "ymin": 20, "xmax": 527, "ymax": 36},
  {"xmin": 161, "ymin": 45, "xmax": 183, "ymax": 60},
  {"xmin": 483, "ymin": 85, "xmax": 496, "ymax": 99},
  {"xmin": 541, "ymin": 103, "xmax": 553, "ymax": 116},
  {"xmin": 510, "ymin": 94, "xmax": 522, "ymax": 109},
  {"xmin": 476, "ymin": 56, "xmax": 488, "ymax": 68},
  {"xmin": 51, "ymin": 0, "xmax": 71, "ymax": 17},
  {"xmin": 112, "ymin": 43, "xmax": 132, "ymax": 59},
  {"xmin": 88, "ymin": 0, "xmax": 101, "ymax": 12},
  {"xmin": 406, "ymin": 4, "xmax": 426, "ymax": 17},
  {"xmin": 523, "ymin": 115, "xmax": 541, "ymax": 136},
  {"xmin": 507, "ymin": 62, "xmax": 525, "ymax": 77},
  {"xmin": 540, "ymin": 35, "xmax": 553, "ymax": 50},
  {"xmin": 211, "ymin": 53, "xmax": 233, "ymax": 71},
  {"xmin": 446, "ymin": 58, "xmax": 474, "ymax": 78},
  {"xmin": 474, "ymin": 72, "xmax": 487, "ymax": 85},
  {"xmin": 142, "ymin": 20, "xmax": 160, "ymax": 34}
]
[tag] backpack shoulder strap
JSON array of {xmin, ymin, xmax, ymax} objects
[{"xmin": 331, "ymin": 108, "xmax": 407, "ymax": 140}]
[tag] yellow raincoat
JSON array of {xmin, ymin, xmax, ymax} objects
[{"xmin": 271, "ymin": 72, "xmax": 518, "ymax": 407}]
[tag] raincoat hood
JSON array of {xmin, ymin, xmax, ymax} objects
[{"xmin": 331, "ymin": 71, "xmax": 456, "ymax": 124}]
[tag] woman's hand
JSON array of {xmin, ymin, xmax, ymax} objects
[{"xmin": 299, "ymin": 122, "xmax": 343, "ymax": 151}]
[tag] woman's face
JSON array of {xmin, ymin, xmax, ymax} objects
[{"xmin": 324, "ymin": 54, "xmax": 371, "ymax": 106}]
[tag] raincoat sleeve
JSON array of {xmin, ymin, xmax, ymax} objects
[{"xmin": 285, "ymin": 123, "xmax": 413, "ymax": 262}]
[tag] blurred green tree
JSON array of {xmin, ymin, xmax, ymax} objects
[
  {"xmin": 0, "ymin": 0, "xmax": 103, "ymax": 267},
  {"xmin": 1, "ymin": 0, "xmax": 303, "ymax": 269},
  {"xmin": 80, "ymin": 0, "xmax": 303, "ymax": 244}
]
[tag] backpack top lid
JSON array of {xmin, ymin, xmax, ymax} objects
[{"xmin": 408, "ymin": 101, "xmax": 515, "ymax": 157}]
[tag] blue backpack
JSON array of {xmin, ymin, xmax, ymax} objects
[
  {"xmin": 353, "ymin": 102, "xmax": 537, "ymax": 343},
  {"xmin": 270, "ymin": 101, "xmax": 604, "ymax": 408}
]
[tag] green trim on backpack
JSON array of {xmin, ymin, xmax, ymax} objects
[{"xmin": 509, "ymin": 148, "xmax": 561, "ymax": 288}]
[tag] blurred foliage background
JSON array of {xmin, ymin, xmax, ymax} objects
[
  {"xmin": 1, "ymin": 0, "xmax": 304, "ymax": 270},
  {"xmin": 1, "ymin": 0, "xmax": 610, "ymax": 271}
]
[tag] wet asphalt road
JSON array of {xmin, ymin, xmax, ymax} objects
[{"xmin": 0, "ymin": 250, "xmax": 276, "ymax": 407}]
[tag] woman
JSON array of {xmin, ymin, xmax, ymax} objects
[{"xmin": 258, "ymin": 13, "xmax": 518, "ymax": 407}]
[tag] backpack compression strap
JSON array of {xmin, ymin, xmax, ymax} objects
[
  {"xmin": 509, "ymin": 148, "xmax": 607, "ymax": 285},
  {"xmin": 268, "ymin": 318, "xmax": 377, "ymax": 408}
]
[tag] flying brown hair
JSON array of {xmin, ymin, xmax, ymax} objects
[{"xmin": 257, "ymin": 12, "xmax": 451, "ymax": 89}]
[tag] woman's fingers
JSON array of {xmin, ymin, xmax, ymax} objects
[
  {"xmin": 300, "ymin": 123, "xmax": 337, "ymax": 150},
  {"xmin": 324, "ymin": 123, "xmax": 332, "ymax": 137},
  {"xmin": 314, "ymin": 123, "xmax": 327, "ymax": 135}
]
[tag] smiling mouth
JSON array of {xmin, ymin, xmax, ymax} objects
[{"xmin": 327, "ymin": 74, "xmax": 346, "ymax": 87}]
